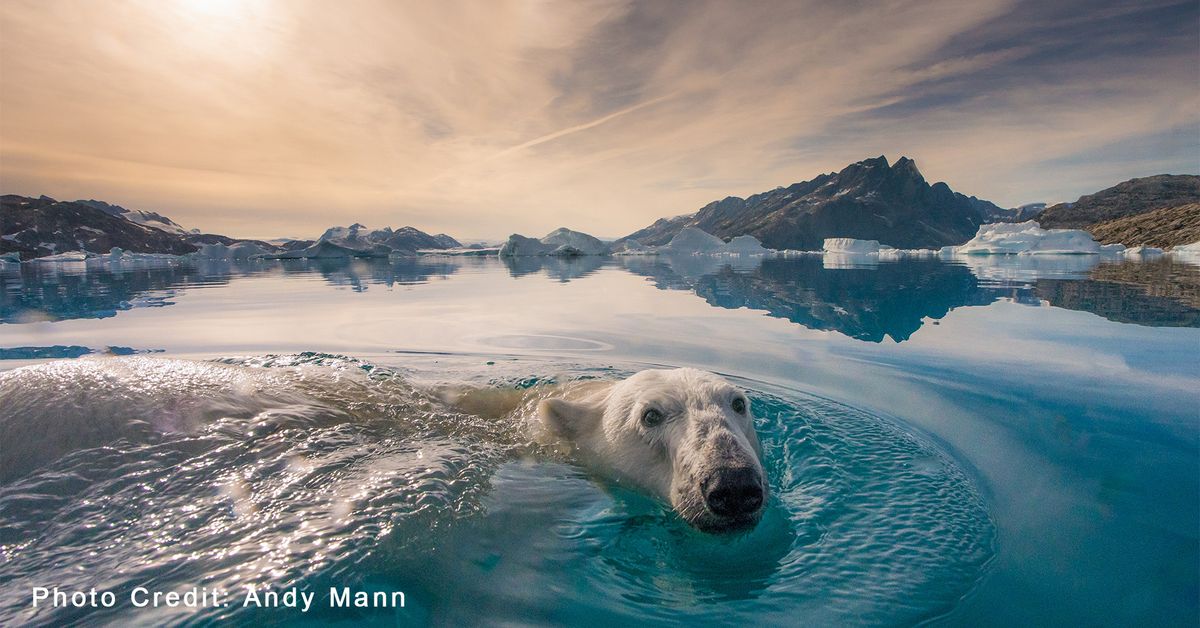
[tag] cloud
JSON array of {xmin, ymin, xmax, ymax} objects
[{"xmin": 1, "ymin": 0, "xmax": 1196, "ymax": 239}]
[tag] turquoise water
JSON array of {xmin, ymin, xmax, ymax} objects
[{"xmin": 0, "ymin": 254, "xmax": 1197, "ymax": 626}]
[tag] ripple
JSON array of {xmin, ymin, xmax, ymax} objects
[
  {"xmin": 0, "ymin": 354, "xmax": 993, "ymax": 625},
  {"xmin": 473, "ymin": 334, "xmax": 613, "ymax": 352}
]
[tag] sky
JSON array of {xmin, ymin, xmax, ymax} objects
[{"xmin": 1, "ymin": 0, "xmax": 1197, "ymax": 240}]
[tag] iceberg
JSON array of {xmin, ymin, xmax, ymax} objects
[
  {"xmin": 498, "ymin": 234, "xmax": 552, "ymax": 257},
  {"xmin": 1170, "ymin": 241, "xmax": 1200, "ymax": 264},
  {"xmin": 951, "ymin": 221, "xmax": 1101, "ymax": 255},
  {"xmin": 1122, "ymin": 245, "xmax": 1164, "ymax": 257},
  {"xmin": 539, "ymin": 228, "xmax": 609, "ymax": 255},
  {"xmin": 723, "ymin": 235, "xmax": 770, "ymax": 255},
  {"xmin": 610, "ymin": 239, "xmax": 654, "ymax": 255},
  {"xmin": 260, "ymin": 241, "xmax": 379, "ymax": 259},
  {"xmin": 662, "ymin": 227, "xmax": 728, "ymax": 254},
  {"xmin": 498, "ymin": 228, "xmax": 611, "ymax": 257},
  {"xmin": 26, "ymin": 251, "xmax": 94, "ymax": 263},
  {"xmin": 823, "ymin": 238, "xmax": 881, "ymax": 254},
  {"xmin": 192, "ymin": 242, "xmax": 271, "ymax": 260}
]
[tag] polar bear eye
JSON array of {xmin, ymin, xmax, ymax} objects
[
  {"xmin": 641, "ymin": 408, "xmax": 665, "ymax": 427},
  {"xmin": 732, "ymin": 397, "xmax": 747, "ymax": 414}
]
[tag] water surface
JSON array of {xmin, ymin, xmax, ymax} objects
[{"xmin": 1, "ymin": 254, "xmax": 1196, "ymax": 626}]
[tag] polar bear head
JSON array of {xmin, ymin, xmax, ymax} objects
[{"xmin": 538, "ymin": 368, "xmax": 767, "ymax": 533}]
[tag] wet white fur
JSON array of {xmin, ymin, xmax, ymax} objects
[{"xmin": 536, "ymin": 368, "xmax": 765, "ymax": 530}]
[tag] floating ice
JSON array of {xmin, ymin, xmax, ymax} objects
[
  {"xmin": 1170, "ymin": 241, "xmax": 1200, "ymax": 265},
  {"xmin": 26, "ymin": 251, "xmax": 94, "ymax": 263},
  {"xmin": 658, "ymin": 228, "xmax": 769, "ymax": 255},
  {"xmin": 192, "ymin": 242, "xmax": 270, "ymax": 260},
  {"xmin": 723, "ymin": 235, "xmax": 770, "ymax": 255},
  {"xmin": 540, "ymin": 228, "xmax": 609, "ymax": 255},
  {"xmin": 498, "ymin": 234, "xmax": 552, "ymax": 257},
  {"xmin": 951, "ymin": 221, "xmax": 1101, "ymax": 255},
  {"xmin": 823, "ymin": 238, "xmax": 881, "ymax": 254},
  {"xmin": 261, "ymin": 240, "xmax": 374, "ymax": 259},
  {"xmin": 499, "ymin": 228, "xmax": 610, "ymax": 257},
  {"xmin": 662, "ymin": 227, "xmax": 728, "ymax": 254},
  {"xmin": 610, "ymin": 239, "xmax": 654, "ymax": 255},
  {"xmin": 1123, "ymin": 245, "xmax": 1164, "ymax": 257}
]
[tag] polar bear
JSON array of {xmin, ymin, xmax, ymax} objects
[
  {"xmin": 2, "ymin": 358, "xmax": 768, "ymax": 533},
  {"xmin": 532, "ymin": 368, "xmax": 768, "ymax": 533}
]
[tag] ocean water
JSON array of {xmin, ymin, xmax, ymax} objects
[{"xmin": 0, "ymin": 254, "xmax": 1196, "ymax": 626}]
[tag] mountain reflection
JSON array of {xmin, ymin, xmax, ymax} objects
[
  {"xmin": 2, "ymin": 255, "xmax": 1197, "ymax": 338},
  {"xmin": 501, "ymin": 254, "xmax": 605, "ymax": 282},
  {"xmin": 620, "ymin": 255, "xmax": 1200, "ymax": 342},
  {"xmin": 1035, "ymin": 259, "xmax": 1200, "ymax": 327},
  {"xmin": 621, "ymin": 256, "xmax": 995, "ymax": 342},
  {"xmin": 0, "ymin": 257, "xmax": 459, "ymax": 322}
]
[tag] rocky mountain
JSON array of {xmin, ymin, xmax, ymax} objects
[
  {"xmin": 317, "ymin": 223, "xmax": 461, "ymax": 255},
  {"xmin": 1, "ymin": 196, "xmax": 463, "ymax": 260},
  {"xmin": 622, "ymin": 156, "xmax": 1011, "ymax": 250},
  {"xmin": 1037, "ymin": 175, "xmax": 1200, "ymax": 229},
  {"xmin": 1087, "ymin": 203, "xmax": 1200, "ymax": 249},
  {"xmin": 1, "ymin": 195, "xmax": 199, "ymax": 259},
  {"xmin": 76, "ymin": 199, "xmax": 194, "ymax": 235}
]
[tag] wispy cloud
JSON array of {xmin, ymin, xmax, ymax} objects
[{"xmin": 1, "ymin": 0, "xmax": 1196, "ymax": 239}]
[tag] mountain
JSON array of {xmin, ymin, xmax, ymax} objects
[
  {"xmin": 1, "ymin": 195, "xmax": 199, "ymax": 259},
  {"xmin": 75, "ymin": 199, "xmax": 194, "ymax": 235},
  {"xmin": 317, "ymin": 223, "xmax": 461, "ymax": 255},
  {"xmin": 622, "ymin": 156, "xmax": 1010, "ymax": 250},
  {"xmin": 1087, "ymin": 203, "xmax": 1200, "ymax": 249},
  {"xmin": 1037, "ymin": 175, "xmax": 1200, "ymax": 229},
  {"xmin": 1, "ymin": 196, "xmax": 463, "ymax": 260}
]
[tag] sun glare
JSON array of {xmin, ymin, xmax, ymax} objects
[{"xmin": 178, "ymin": 0, "xmax": 246, "ymax": 18}]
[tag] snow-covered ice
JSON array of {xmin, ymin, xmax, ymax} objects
[
  {"xmin": 191, "ymin": 242, "xmax": 271, "ymax": 260},
  {"xmin": 951, "ymin": 221, "xmax": 1101, "ymax": 255},
  {"xmin": 661, "ymin": 228, "xmax": 769, "ymax": 255},
  {"xmin": 723, "ymin": 235, "xmax": 770, "ymax": 255},
  {"xmin": 499, "ymin": 228, "xmax": 610, "ymax": 257},
  {"xmin": 610, "ymin": 239, "xmax": 654, "ymax": 255},
  {"xmin": 823, "ymin": 238, "xmax": 881, "ymax": 254},
  {"xmin": 661, "ymin": 228, "xmax": 729, "ymax": 254},
  {"xmin": 539, "ymin": 228, "xmax": 609, "ymax": 255},
  {"xmin": 1123, "ymin": 245, "xmax": 1164, "ymax": 257}
]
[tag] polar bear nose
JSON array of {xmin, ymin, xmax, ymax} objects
[{"xmin": 702, "ymin": 467, "xmax": 764, "ymax": 517}]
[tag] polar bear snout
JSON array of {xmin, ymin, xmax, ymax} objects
[{"xmin": 702, "ymin": 466, "xmax": 764, "ymax": 518}]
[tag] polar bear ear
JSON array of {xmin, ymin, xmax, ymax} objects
[{"xmin": 537, "ymin": 398, "xmax": 602, "ymax": 439}]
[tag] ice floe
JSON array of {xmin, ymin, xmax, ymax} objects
[
  {"xmin": 191, "ymin": 242, "xmax": 271, "ymax": 260},
  {"xmin": 823, "ymin": 238, "xmax": 881, "ymax": 254},
  {"xmin": 499, "ymin": 228, "xmax": 610, "ymax": 257},
  {"xmin": 950, "ymin": 221, "xmax": 1102, "ymax": 255},
  {"xmin": 1168, "ymin": 241, "xmax": 1200, "ymax": 264},
  {"xmin": 1122, "ymin": 245, "xmax": 1164, "ymax": 258}
]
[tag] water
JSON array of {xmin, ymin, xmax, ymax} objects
[{"xmin": 0, "ymin": 254, "xmax": 1197, "ymax": 626}]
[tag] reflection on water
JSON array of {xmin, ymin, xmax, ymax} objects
[
  {"xmin": 622, "ymin": 256, "xmax": 994, "ymax": 342},
  {"xmin": 0, "ymin": 253, "xmax": 1195, "ymax": 626},
  {"xmin": 622, "ymin": 255, "xmax": 1200, "ymax": 341},
  {"xmin": 1035, "ymin": 258, "xmax": 1200, "ymax": 326},
  {"xmin": 0, "ymin": 258, "xmax": 462, "ymax": 322},
  {"xmin": 501, "ymin": 254, "xmax": 605, "ymax": 282},
  {"xmin": 2, "ymin": 255, "xmax": 1198, "ymax": 339}
]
